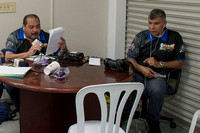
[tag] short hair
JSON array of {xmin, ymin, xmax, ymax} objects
[
  {"xmin": 148, "ymin": 9, "xmax": 166, "ymax": 21},
  {"xmin": 23, "ymin": 14, "xmax": 40, "ymax": 26}
]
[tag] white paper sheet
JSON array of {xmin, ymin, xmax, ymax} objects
[
  {"xmin": 45, "ymin": 27, "xmax": 65, "ymax": 56},
  {"xmin": 89, "ymin": 58, "xmax": 101, "ymax": 66}
]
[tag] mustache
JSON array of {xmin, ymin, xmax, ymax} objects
[{"xmin": 31, "ymin": 32, "xmax": 39, "ymax": 36}]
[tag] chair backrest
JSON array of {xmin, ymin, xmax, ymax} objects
[
  {"xmin": 75, "ymin": 82, "xmax": 144, "ymax": 133},
  {"xmin": 189, "ymin": 110, "xmax": 200, "ymax": 133},
  {"xmin": 166, "ymin": 69, "xmax": 182, "ymax": 95}
]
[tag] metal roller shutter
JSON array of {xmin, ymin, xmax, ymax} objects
[{"xmin": 125, "ymin": 0, "xmax": 200, "ymax": 129}]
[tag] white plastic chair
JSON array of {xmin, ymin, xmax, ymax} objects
[
  {"xmin": 68, "ymin": 82, "xmax": 144, "ymax": 133},
  {"xmin": 189, "ymin": 110, "xmax": 200, "ymax": 133}
]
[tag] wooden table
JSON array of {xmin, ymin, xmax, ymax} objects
[{"xmin": 0, "ymin": 62, "xmax": 134, "ymax": 133}]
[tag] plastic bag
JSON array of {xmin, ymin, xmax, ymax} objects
[{"xmin": 51, "ymin": 67, "xmax": 69, "ymax": 80}]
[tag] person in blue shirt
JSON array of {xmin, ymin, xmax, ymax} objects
[
  {"xmin": 127, "ymin": 9, "xmax": 185, "ymax": 133},
  {"xmin": 4, "ymin": 14, "xmax": 67, "ymax": 112},
  {"xmin": 5, "ymin": 14, "xmax": 66, "ymax": 61}
]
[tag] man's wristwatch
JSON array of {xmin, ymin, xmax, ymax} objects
[{"xmin": 159, "ymin": 61, "xmax": 164, "ymax": 68}]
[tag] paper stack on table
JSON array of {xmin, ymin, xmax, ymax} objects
[{"xmin": 0, "ymin": 66, "xmax": 31, "ymax": 77}]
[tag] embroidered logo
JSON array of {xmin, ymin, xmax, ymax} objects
[
  {"xmin": 159, "ymin": 43, "xmax": 175, "ymax": 52},
  {"xmin": 130, "ymin": 43, "xmax": 136, "ymax": 50},
  {"xmin": 41, "ymin": 43, "xmax": 48, "ymax": 48},
  {"xmin": 179, "ymin": 45, "xmax": 184, "ymax": 53}
]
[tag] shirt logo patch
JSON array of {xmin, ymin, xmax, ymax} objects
[
  {"xmin": 159, "ymin": 43, "xmax": 175, "ymax": 52},
  {"xmin": 179, "ymin": 45, "xmax": 184, "ymax": 53},
  {"xmin": 41, "ymin": 43, "xmax": 48, "ymax": 48},
  {"xmin": 130, "ymin": 43, "xmax": 136, "ymax": 50}
]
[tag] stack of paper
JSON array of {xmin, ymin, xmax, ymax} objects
[
  {"xmin": 0, "ymin": 66, "xmax": 31, "ymax": 77},
  {"xmin": 45, "ymin": 27, "xmax": 65, "ymax": 56}
]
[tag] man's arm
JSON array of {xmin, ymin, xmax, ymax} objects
[
  {"xmin": 5, "ymin": 43, "xmax": 41, "ymax": 62},
  {"xmin": 127, "ymin": 57, "xmax": 157, "ymax": 78},
  {"xmin": 128, "ymin": 57, "xmax": 184, "ymax": 78},
  {"xmin": 143, "ymin": 57, "xmax": 184, "ymax": 69},
  {"xmin": 159, "ymin": 60, "xmax": 184, "ymax": 69}
]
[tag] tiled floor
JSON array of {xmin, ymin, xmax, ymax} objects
[
  {"xmin": 121, "ymin": 118, "xmax": 188, "ymax": 133},
  {"xmin": 0, "ymin": 116, "xmax": 188, "ymax": 133},
  {"xmin": 0, "ymin": 102, "xmax": 189, "ymax": 133},
  {"xmin": 0, "ymin": 112, "xmax": 20, "ymax": 133},
  {"xmin": 0, "ymin": 120, "xmax": 19, "ymax": 133}
]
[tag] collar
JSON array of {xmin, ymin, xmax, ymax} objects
[
  {"xmin": 18, "ymin": 27, "xmax": 46, "ymax": 41},
  {"xmin": 148, "ymin": 28, "xmax": 168, "ymax": 42}
]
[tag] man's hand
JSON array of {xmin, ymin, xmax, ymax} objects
[
  {"xmin": 144, "ymin": 57, "xmax": 160, "ymax": 68},
  {"xmin": 140, "ymin": 65, "xmax": 156, "ymax": 78},
  {"xmin": 0, "ymin": 51, "xmax": 4, "ymax": 57},
  {"xmin": 27, "ymin": 43, "xmax": 41, "ymax": 57},
  {"xmin": 127, "ymin": 57, "xmax": 156, "ymax": 78},
  {"xmin": 58, "ymin": 37, "xmax": 67, "ymax": 50}
]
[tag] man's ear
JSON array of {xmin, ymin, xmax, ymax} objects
[
  {"xmin": 164, "ymin": 21, "xmax": 167, "ymax": 28},
  {"xmin": 22, "ymin": 24, "xmax": 25, "ymax": 31}
]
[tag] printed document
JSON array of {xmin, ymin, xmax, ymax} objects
[{"xmin": 45, "ymin": 27, "xmax": 65, "ymax": 56}]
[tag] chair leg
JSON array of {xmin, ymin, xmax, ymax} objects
[
  {"xmin": 141, "ymin": 97, "xmax": 148, "ymax": 119},
  {"xmin": 160, "ymin": 115, "xmax": 176, "ymax": 128}
]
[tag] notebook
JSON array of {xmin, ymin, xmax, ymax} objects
[{"xmin": 0, "ymin": 66, "xmax": 31, "ymax": 77}]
